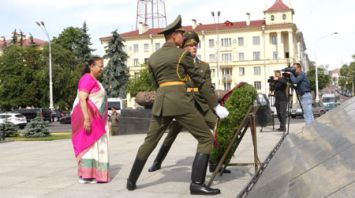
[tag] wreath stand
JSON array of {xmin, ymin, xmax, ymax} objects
[{"xmin": 207, "ymin": 105, "xmax": 262, "ymax": 187}]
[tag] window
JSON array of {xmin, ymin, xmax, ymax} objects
[
  {"xmin": 133, "ymin": 58, "xmax": 139, "ymax": 66},
  {"xmin": 197, "ymin": 43, "xmax": 201, "ymax": 49},
  {"xmin": 144, "ymin": 58, "xmax": 149, "ymax": 64},
  {"xmin": 209, "ymin": 54, "xmax": 216, "ymax": 62},
  {"xmin": 221, "ymin": 38, "xmax": 232, "ymax": 47},
  {"xmin": 224, "ymin": 83, "xmax": 231, "ymax": 90},
  {"xmin": 133, "ymin": 44, "xmax": 139, "ymax": 53},
  {"xmin": 222, "ymin": 68, "xmax": 232, "ymax": 75},
  {"xmin": 238, "ymin": 52, "xmax": 245, "ymax": 61},
  {"xmin": 221, "ymin": 53, "xmax": 232, "ymax": 63},
  {"xmin": 144, "ymin": 43, "xmax": 149, "ymax": 52},
  {"xmin": 238, "ymin": 37, "xmax": 244, "ymax": 46},
  {"xmin": 209, "ymin": 39, "xmax": 214, "ymax": 48},
  {"xmin": 254, "ymin": 81, "xmax": 261, "ymax": 90},
  {"xmin": 273, "ymin": 51, "xmax": 278, "ymax": 60},
  {"xmin": 239, "ymin": 67, "xmax": 245, "ymax": 76},
  {"xmin": 197, "ymin": 55, "xmax": 202, "ymax": 60},
  {"xmin": 253, "ymin": 36, "xmax": 260, "ymax": 45},
  {"xmin": 211, "ymin": 69, "xmax": 215, "ymax": 77},
  {"xmin": 254, "ymin": 66, "xmax": 261, "ymax": 75},
  {"xmin": 271, "ymin": 35, "xmax": 277, "ymax": 45},
  {"xmin": 282, "ymin": 14, "xmax": 287, "ymax": 20},
  {"xmin": 134, "ymin": 72, "xmax": 139, "ymax": 78},
  {"xmin": 271, "ymin": 15, "xmax": 275, "ymax": 21},
  {"xmin": 155, "ymin": 43, "xmax": 160, "ymax": 51},
  {"xmin": 253, "ymin": 51, "xmax": 260, "ymax": 60},
  {"xmin": 123, "ymin": 45, "xmax": 127, "ymax": 52}
]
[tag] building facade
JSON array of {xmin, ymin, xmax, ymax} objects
[{"xmin": 100, "ymin": 0, "xmax": 309, "ymax": 107}]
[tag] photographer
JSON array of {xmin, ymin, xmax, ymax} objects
[
  {"xmin": 287, "ymin": 63, "xmax": 314, "ymax": 124},
  {"xmin": 270, "ymin": 70, "xmax": 287, "ymax": 131}
]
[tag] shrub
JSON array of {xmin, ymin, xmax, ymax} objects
[
  {"xmin": 1, "ymin": 121, "xmax": 19, "ymax": 137},
  {"xmin": 21, "ymin": 116, "xmax": 50, "ymax": 137}
]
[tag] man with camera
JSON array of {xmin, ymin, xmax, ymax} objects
[
  {"xmin": 269, "ymin": 70, "xmax": 288, "ymax": 131},
  {"xmin": 287, "ymin": 63, "xmax": 314, "ymax": 124}
]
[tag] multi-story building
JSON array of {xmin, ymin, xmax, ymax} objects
[{"xmin": 100, "ymin": 0, "xmax": 309, "ymax": 107}]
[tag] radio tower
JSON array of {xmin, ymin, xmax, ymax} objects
[{"xmin": 136, "ymin": 0, "xmax": 167, "ymax": 29}]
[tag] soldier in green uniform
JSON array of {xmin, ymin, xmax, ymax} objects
[
  {"xmin": 148, "ymin": 31, "xmax": 230, "ymax": 174},
  {"xmin": 126, "ymin": 15, "xmax": 229, "ymax": 195}
]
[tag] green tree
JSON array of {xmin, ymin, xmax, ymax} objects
[
  {"xmin": 126, "ymin": 65, "xmax": 155, "ymax": 97},
  {"xmin": 339, "ymin": 56, "xmax": 355, "ymax": 93},
  {"xmin": 11, "ymin": 29, "xmax": 17, "ymax": 45},
  {"xmin": 0, "ymin": 43, "xmax": 79, "ymax": 111},
  {"xmin": 78, "ymin": 21, "xmax": 94, "ymax": 63},
  {"xmin": 307, "ymin": 65, "xmax": 331, "ymax": 95},
  {"xmin": 102, "ymin": 30, "xmax": 129, "ymax": 98},
  {"xmin": 52, "ymin": 24, "xmax": 93, "ymax": 65}
]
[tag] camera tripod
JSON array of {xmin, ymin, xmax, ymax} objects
[{"xmin": 285, "ymin": 83, "xmax": 303, "ymax": 135}]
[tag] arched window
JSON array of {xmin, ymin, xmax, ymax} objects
[
  {"xmin": 282, "ymin": 14, "xmax": 287, "ymax": 20},
  {"xmin": 271, "ymin": 15, "xmax": 275, "ymax": 21}
]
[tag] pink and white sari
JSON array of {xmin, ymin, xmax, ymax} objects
[{"xmin": 71, "ymin": 73, "xmax": 109, "ymax": 183}]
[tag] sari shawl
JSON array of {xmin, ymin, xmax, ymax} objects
[{"xmin": 71, "ymin": 74, "xmax": 108, "ymax": 159}]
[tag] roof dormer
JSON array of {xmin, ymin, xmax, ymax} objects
[{"xmin": 264, "ymin": 0, "xmax": 294, "ymax": 25}]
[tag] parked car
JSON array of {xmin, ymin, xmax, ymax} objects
[
  {"xmin": 290, "ymin": 102, "xmax": 326, "ymax": 118},
  {"xmin": 59, "ymin": 112, "xmax": 71, "ymax": 124},
  {"xmin": 0, "ymin": 112, "xmax": 27, "ymax": 129},
  {"xmin": 14, "ymin": 108, "xmax": 52, "ymax": 122}
]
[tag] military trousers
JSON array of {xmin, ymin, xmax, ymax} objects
[
  {"xmin": 162, "ymin": 108, "xmax": 217, "ymax": 147},
  {"xmin": 136, "ymin": 110, "xmax": 215, "ymax": 160}
]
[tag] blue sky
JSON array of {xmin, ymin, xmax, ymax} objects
[{"xmin": 1, "ymin": 0, "xmax": 354, "ymax": 69}]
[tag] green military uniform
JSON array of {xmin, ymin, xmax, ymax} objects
[
  {"xmin": 127, "ymin": 16, "xmax": 220, "ymax": 195},
  {"xmin": 127, "ymin": 16, "xmax": 221, "ymax": 195},
  {"xmin": 163, "ymin": 58, "xmax": 217, "ymax": 146}
]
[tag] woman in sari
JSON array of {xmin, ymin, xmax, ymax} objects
[{"xmin": 71, "ymin": 56, "xmax": 109, "ymax": 184}]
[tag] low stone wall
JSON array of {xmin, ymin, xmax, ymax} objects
[{"xmin": 118, "ymin": 108, "xmax": 152, "ymax": 135}]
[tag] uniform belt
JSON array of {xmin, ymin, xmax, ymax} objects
[
  {"xmin": 187, "ymin": 87, "xmax": 199, "ymax": 92},
  {"xmin": 159, "ymin": 81, "xmax": 185, "ymax": 87}
]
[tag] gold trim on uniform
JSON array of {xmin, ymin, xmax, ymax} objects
[
  {"xmin": 159, "ymin": 81, "xmax": 185, "ymax": 87},
  {"xmin": 176, "ymin": 50, "xmax": 190, "ymax": 82},
  {"xmin": 187, "ymin": 87, "xmax": 199, "ymax": 92}
]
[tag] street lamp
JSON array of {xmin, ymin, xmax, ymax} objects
[
  {"xmin": 314, "ymin": 32, "xmax": 338, "ymax": 102},
  {"xmin": 211, "ymin": 11, "xmax": 221, "ymax": 90},
  {"xmin": 36, "ymin": 21, "xmax": 54, "ymax": 110}
]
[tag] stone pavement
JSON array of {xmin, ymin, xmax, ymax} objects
[{"xmin": 0, "ymin": 122, "xmax": 304, "ymax": 198}]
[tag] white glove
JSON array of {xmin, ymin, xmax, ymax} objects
[{"xmin": 214, "ymin": 104, "xmax": 229, "ymax": 119}]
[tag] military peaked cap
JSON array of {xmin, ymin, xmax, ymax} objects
[
  {"xmin": 183, "ymin": 31, "xmax": 200, "ymax": 47},
  {"xmin": 158, "ymin": 15, "xmax": 185, "ymax": 35}
]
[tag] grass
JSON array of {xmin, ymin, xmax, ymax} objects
[{"xmin": 7, "ymin": 132, "xmax": 71, "ymax": 141}]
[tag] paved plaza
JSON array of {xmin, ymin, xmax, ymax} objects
[{"xmin": 0, "ymin": 122, "xmax": 304, "ymax": 198}]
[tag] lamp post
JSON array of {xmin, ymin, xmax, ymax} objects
[
  {"xmin": 314, "ymin": 32, "xmax": 337, "ymax": 102},
  {"xmin": 211, "ymin": 11, "xmax": 221, "ymax": 90},
  {"xmin": 36, "ymin": 21, "xmax": 54, "ymax": 110}
]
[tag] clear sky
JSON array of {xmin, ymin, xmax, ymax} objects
[{"xmin": 1, "ymin": 0, "xmax": 354, "ymax": 69}]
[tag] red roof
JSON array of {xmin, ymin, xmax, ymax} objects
[
  {"xmin": 265, "ymin": 0, "xmax": 293, "ymax": 13},
  {"xmin": 101, "ymin": 20, "xmax": 265, "ymax": 40},
  {"xmin": 0, "ymin": 37, "xmax": 47, "ymax": 48}
]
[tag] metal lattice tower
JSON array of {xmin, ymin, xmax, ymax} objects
[{"xmin": 136, "ymin": 0, "xmax": 167, "ymax": 29}]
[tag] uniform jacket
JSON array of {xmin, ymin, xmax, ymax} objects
[
  {"xmin": 148, "ymin": 42, "xmax": 218, "ymax": 116},
  {"xmin": 187, "ymin": 58, "xmax": 214, "ymax": 113}
]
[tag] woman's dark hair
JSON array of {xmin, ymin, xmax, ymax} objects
[{"xmin": 81, "ymin": 56, "xmax": 102, "ymax": 76}]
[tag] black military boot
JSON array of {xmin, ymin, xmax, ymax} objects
[
  {"xmin": 209, "ymin": 160, "xmax": 231, "ymax": 174},
  {"xmin": 126, "ymin": 158, "xmax": 147, "ymax": 191},
  {"xmin": 148, "ymin": 144, "xmax": 171, "ymax": 172},
  {"xmin": 190, "ymin": 153, "xmax": 221, "ymax": 195}
]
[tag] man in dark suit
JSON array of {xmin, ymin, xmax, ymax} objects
[{"xmin": 126, "ymin": 15, "xmax": 229, "ymax": 195}]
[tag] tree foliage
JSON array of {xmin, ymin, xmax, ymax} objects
[
  {"xmin": 306, "ymin": 64, "xmax": 331, "ymax": 95},
  {"xmin": 339, "ymin": 55, "xmax": 355, "ymax": 93},
  {"xmin": 126, "ymin": 65, "xmax": 155, "ymax": 97},
  {"xmin": 102, "ymin": 30, "xmax": 129, "ymax": 98}
]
